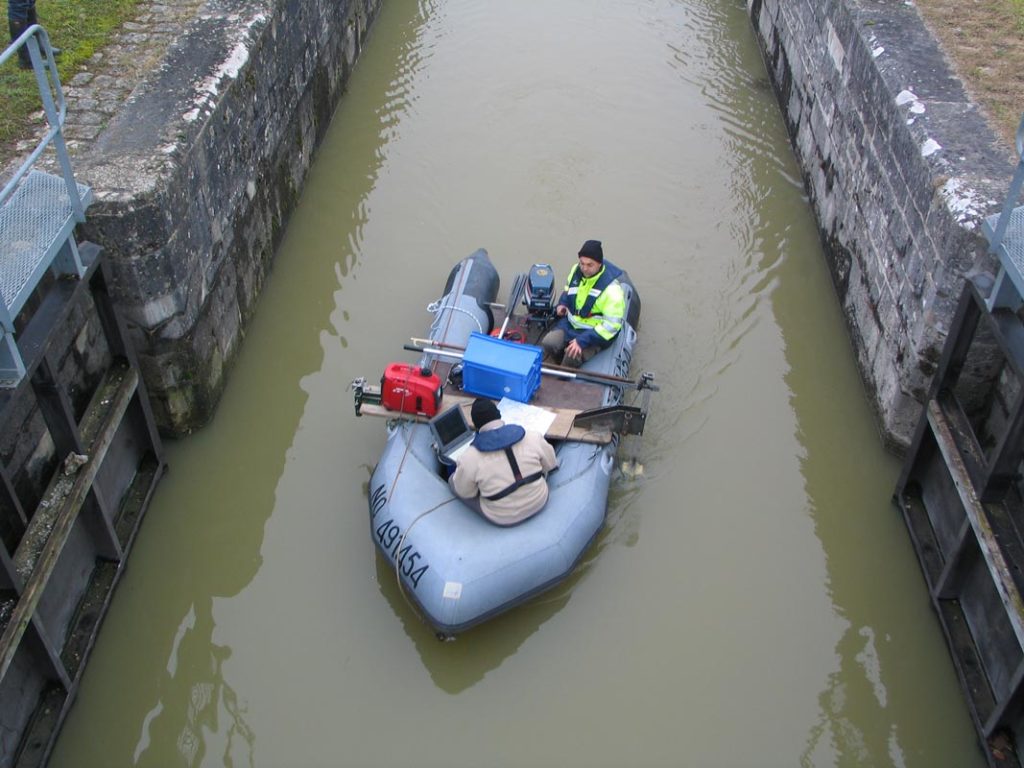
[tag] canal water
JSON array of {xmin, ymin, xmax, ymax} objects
[{"xmin": 52, "ymin": 1, "xmax": 984, "ymax": 766}]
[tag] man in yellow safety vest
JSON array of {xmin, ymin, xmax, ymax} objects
[{"xmin": 540, "ymin": 239, "xmax": 626, "ymax": 368}]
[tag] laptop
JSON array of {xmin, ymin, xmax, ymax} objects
[{"xmin": 428, "ymin": 404, "xmax": 476, "ymax": 464}]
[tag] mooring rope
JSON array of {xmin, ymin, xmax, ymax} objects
[
  {"xmin": 393, "ymin": 496, "xmax": 457, "ymax": 634},
  {"xmin": 384, "ymin": 380, "xmax": 457, "ymax": 636},
  {"xmin": 426, "ymin": 301, "xmax": 484, "ymax": 336},
  {"xmin": 381, "ymin": 257, "xmax": 481, "ymax": 638},
  {"xmin": 425, "ymin": 255, "xmax": 482, "ymax": 364}
]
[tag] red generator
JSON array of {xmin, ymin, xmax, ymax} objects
[{"xmin": 381, "ymin": 363, "xmax": 442, "ymax": 416}]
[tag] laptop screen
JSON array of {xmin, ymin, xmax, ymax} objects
[{"xmin": 431, "ymin": 405, "xmax": 472, "ymax": 450}]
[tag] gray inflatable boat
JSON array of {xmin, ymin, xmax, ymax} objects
[{"xmin": 354, "ymin": 248, "xmax": 652, "ymax": 638}]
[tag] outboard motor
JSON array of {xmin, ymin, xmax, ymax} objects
[{"xmin": 525, "ymin": 263, "xmax": 556, "ymax": 320}]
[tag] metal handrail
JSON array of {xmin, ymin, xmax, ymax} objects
[
  {"xmin": 988, "ymin": 113, "xmax": 1024, "ymax": 256},
  {"xmin": 0, "ymin": 24, "xmax": 84, "ymax": 221}
]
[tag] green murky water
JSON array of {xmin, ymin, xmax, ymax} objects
[{"xmin": 51, "ymin": 1, "xmax": 983, "ymax": 766}]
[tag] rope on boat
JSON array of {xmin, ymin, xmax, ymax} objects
[
  {"xmin": 426, "ymin": 300, "xmax": 484, "ymax": 336},
  {"xmin": 375, "ymin": 268, "xmax": 474, "ymax": 636},
  {"xmin": 433, "ymin": 256, "xmax": 474, "ymax": 348},
  {"xmin": 394, "ymin": 497, "xmax": 457, "ymax": 636},
  {"xmin": 384, "ymin": 386, "xmax": 420, "ymax": 503},
  {"xmin": 385, "ymin": 331, "xmax": 460, "ymax": 638},
  {"xmin": 378, "ymin": 414, "xmax": 440, "ymax": 633}
]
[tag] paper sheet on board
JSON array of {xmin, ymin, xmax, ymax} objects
[{"xmin": 497, "ymin": 398, "xmax": 558, "ymax": 435}]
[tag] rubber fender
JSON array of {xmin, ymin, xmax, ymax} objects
[{"xmin": 442, "ymin": 248, "xmax": 500, "ymax": 328}]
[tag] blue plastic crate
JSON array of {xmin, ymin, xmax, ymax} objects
[{"xmin": 461, "ymin": 332, "xmax": 542, "ymax": 402}]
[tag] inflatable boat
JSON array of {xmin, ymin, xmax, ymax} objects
[{"xmin": 352, "ymin": 248, "xmax": 655, "ymax": 638}]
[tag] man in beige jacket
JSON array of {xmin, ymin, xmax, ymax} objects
[{"xmin": 450, "ymin": 399, "xmax": 559, "ymax": 526}]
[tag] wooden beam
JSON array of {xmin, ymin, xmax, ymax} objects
[
  {"xmin": 357, "ymin": 392, "xmax": 613, "ymax": 445},
  {"xmin": 0, "ymin": 366, "xmax": 137, "ymax": 684},
  {"xmin": 927, "ymin": 400, "xmax": 1024, "ymax": 650}
]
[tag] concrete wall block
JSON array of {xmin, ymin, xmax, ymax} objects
[
  {"xmin": 756, "ymin": 0, "xmax": 777, "ymax": 46},
  {"xmin": 849, "ymin": 46, "xmax": 884, "ymax": 110},
  {"xmin": 73, "ymin": 0, "xmax": 382, "ymax": 434},
  {"xmin": 881, "ymin": 290, "xmax": 908, "ymax": 348},
  {"xmin": 840, "ymin": 256, "xmax": 868, "ymax": 317},
  {"xmin": 786, "ymin": 81, "xmax": 804, "ymax": 129},
  {"xmin": 0, "ymin": 391, "xmax": 53, "ymax": 511},
  {"xmin": 923, "ymin": 208, "xmax": 978, "ymax": 297},
  {"xmin": 864, "ymin": 286, "xmax": 888, "ymax": 362},
  {"xmin": 794, "ymin": 115, "xmax": 816, "ymax": 168},
  {"xmin": 908, "ymin": 251, "xmax": 928, "ymax": 301},
  {"xmin": 881, "ymin": 388, "xmax": 924, "ymax": 446},
  {"xmin": 778, "ymin": 4, "xmax": 802, "ymax": 65},
  {"xmin": 910, "ymin": 292, "xmax": 943, "ymax": 352},
  {"xmin": 784, "ymin": 24, "xmax": 805, "ymax": 84},
  {"xmin": 823, "ymin": 0, "xmax": 853, "ymax": 44},
  {"xmin": 845, "ymin": 281, "xmax": 885, "ymax": 386},
  {"xmin": 812, "ymin": 102, "xmax": 839, "ymax": 165},
  {"xmin": 876, "ymin": 93, "xmax": 909, "ymax": 154},
  {"xmin": 832, "ymin": 87, "xmax": 860, "ymax": 148},
  {"xmin": 746, "ymin": 0, "xmax": 1020, "ymax": 446},
  {"xmin": 895, "ymin": 284, "xmax": 923, "ymax": 345},
  {"xmin": 209, "ymin": 263, "xmax": 242, "ymax": 366},
  {"xmin": 867, "ymin": 126, "xmax": 901, "ymax": 197},
  {"xmin": 908, "ymin": 168, "xmax": 942, "ymax": 230},
  {"xmin": 860, "ymin": 90, "xmax": 889, "ymax": 154},
  {"xmin": 886, "ymin": 210, "xmax": 912, "ymax": 288},
  {"xmin": 872, "ymin": 343, "xmax": 899, "ymax": 407},
  {"xmin": 882, "ymin": 239, "xmax": 906, "ymax": 305},
  {"xmin": 842, "ymin": 141, "xmax": 868, "ymax": 199}
]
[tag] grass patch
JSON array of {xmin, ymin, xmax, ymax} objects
[
  {"xmin": 0, "ymin": 0, "xmax": 140, "ymax": 154},
  {"xmin": 913, "ymin": 0, "xmax": 1024, "ymax": 149},
  {"xmin": 1011, "ymin": 0, "xmax": 1024, "ymax": 32}
]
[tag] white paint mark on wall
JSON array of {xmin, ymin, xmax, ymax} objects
[
  {"xmin": 939, "ymin": 177, "xmax": 996, "ymax": 229},
  {"xmin": 896, "ymin": 89, "xmax": 926, "ymax": 114},
  {"xmin": 921, "ymin": 138, "xmax": 942, "ymax": 157},
  {"xmin": 181, "ymin": 12, "xmax": 267, "ymax": 124}
]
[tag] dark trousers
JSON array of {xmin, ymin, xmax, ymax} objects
[
  {"xmin": 8, "ymin": 1, "xmax": 35, "ymax": 24},
  {"xmin": 539, "ymin": 327, "xmax": 599, "ymax": 368}
]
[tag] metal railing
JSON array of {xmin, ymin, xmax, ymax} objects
[
  {"xmin": 0, "ymin": 23, "xmax": 83, "ymax": 218},
  {"xmin": 0, "ymin": 24, "xmax": 91, "ymax": 385},
  {"xmin": 984, "ymin": 114, "xmax": 1024, "ymax": 310}
]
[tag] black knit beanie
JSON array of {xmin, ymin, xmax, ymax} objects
[
  {"xmin": 578, "ymin": 239, "xmax": 604, "ymax": 262},
  {"xmin": 471, "ymin": 398, "xmax": 501, "ymax": 429}
]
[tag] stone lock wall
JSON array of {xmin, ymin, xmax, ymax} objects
[
  {"xmin": 75, "ymin": 0, "xmax": 381, "ymax": 435},
  {"xmin": 747, "ymin": 0, "xmax": 1015, "ymax": 448},
  {"xmin": 57, "ymin": 0, "xmax": 1017, "ymax": 445}
]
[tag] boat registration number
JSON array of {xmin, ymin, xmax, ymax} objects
[{"xmin": 370, "ymin": 483, "xmax": 430, "ymax": 589}]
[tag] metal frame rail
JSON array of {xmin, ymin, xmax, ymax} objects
[
  {"xmin": 0, "ymin": 25, "xmax": 90, "ymax": 387},
  {"xmin": 0, "ymin": 245, "xmax": 165, "ymax": 767}
]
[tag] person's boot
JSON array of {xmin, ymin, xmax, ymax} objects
[
  {"xmin": 24, "ymin": 8, "xmax": 59, "ymax": 57},
  {"xmin": 8, "ymin": 18, "xmax": 32, "ymax": 69}
]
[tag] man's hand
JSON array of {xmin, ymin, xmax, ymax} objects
[
  {"xmin": 565, "ymin": 339, "xmax": 583, "ymax": 360},
  {"xmin": 556, "ymin": 304, "xmax": 568, "ymax": 317}
]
